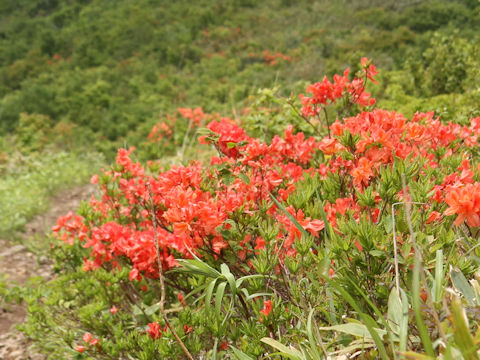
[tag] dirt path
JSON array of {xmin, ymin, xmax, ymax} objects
[{"xmin": 0, "ymin": 185, "xmax": 96, "ymax": 360}]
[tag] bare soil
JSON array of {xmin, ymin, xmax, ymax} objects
[{"xmin": 0, "ymin": 185, "xmax": 96, "ymax": 360}]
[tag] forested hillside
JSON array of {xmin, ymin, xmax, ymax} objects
[{"xmin": 1, "ymin": 0, "xmax": 479, "ymax": 155}]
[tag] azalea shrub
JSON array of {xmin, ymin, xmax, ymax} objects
[{"xmin": 22, "ymin": 59, "xmax": 480, "ymax": 359}]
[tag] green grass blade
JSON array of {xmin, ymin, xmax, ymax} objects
[
  {"xmin": 212, "ymin": 338, "xmax": 218, "ymax": 360},
  {"xmin": 230, "ymin": 346, "xmax": 255, "ymax": 360},
  {"xmin": 205, "ymin": 278, "xmax": 218, "ymax": 317},
  {"xmin": 270, "ymin": 192, "xmax": 310, "ymax": 238},
  {"xmin": 175, "ymin": 258, "xmax": 221, "ymax": 278},
  {"xmin": 388, "ymin": 288, "xmax": 402, "ymax": 335},
  {"xmin": 215, "ymin": 281, "xmax": 227, "ymax": 321},
  {"xmin": 246, "ymin": 292, "xmax": 272, "ymax": 301},
  {"xmin": 451, "ymin": 268, "xmax": 476, "ymax": 305},
  {"xmin": 315, "ymin": 189, "xmax": 332, "ymax": 241},
  {"xmin": 412, "ymin": 254, "xmax": 435, "ymax": 357},
  {"xmin": 434, "ymin": 250, "xmax": 443, "ymax": 302},
  {"xmin": 348, "ymin": 279, "xmax": 397, "ymax": 357},
  {"xmin": 318, "ymin": 323, "xmax": 385, "ymax": 338},
  {"xmin": 400, "ymin": 352, "xmax": 435, "ymax": 359},
  {"xmin": 236, "ymin": 274, "xmax": 266, "ymax": 288},
  {"xmin": 399, "ymin": 288, "xmax": 409, "ymax": 353},
  {"xmin": 327, "ymin": 279, "xmax": 390, "ymax": 360},
  {"xmin": 221, "ymin": 263, "xmax": 237, "ymax": 296},
  {"xmin": 183, "ymin": 282, "xmax": 209, "ymax": 302},
  {"xmin": 307, "ymin": 309, "xmax": 322, "ymax": 360},
  {"xmin": 451, "ymin": 296, "xmax": 480, "ymax": 360},
  {"xmin": 325, "ymin": 287, "xmax": 337, "ymax": 325},
  {"xmin": 261, "ymin": 337, "xmax": 303, "ymax": 360}
]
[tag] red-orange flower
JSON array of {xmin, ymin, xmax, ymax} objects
[
  {"xmin": 83, "ymin": 333, "xmax": 92, "ymax": 343},
  {"xmin": 183, "ymin": 325, "xmax": 193, "ymax": 334},
  {"xmin": 147, "ymin": 321, "xmax": 163, "ymax": 340},
  {"xmin": 260, "ymin": 300, "xmax": 272, "ymax": 318},
  {"xmin": 350, "ymin": 157, "xmax": 374, "ymax": 187},
  {"xmin": 444, "ymin": 183, "xmax": 480, "ymax": 227},
  {"xmin": 361, "ymin": 57, "xmax": 378, "ymax": 84},
  {"xmin": 426, "ymin": 211, "xmax": 442, "ymax": 224}
]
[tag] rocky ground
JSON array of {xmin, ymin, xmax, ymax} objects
[{"xmin": 0, "ymin": 185, "xmax": 96, "ymax": 360}]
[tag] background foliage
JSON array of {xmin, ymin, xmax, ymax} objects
[{"xmin": 1, "ymin": 0, "xmax": 479, "ymax": 158}]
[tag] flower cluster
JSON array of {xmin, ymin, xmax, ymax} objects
[
  {"xmin": 148, "ymin": 107, "xmax": 224, "ymax": 145},
  {"xmin": 299, "ymin": 58, "xmax": 377, "ymax": 117},
  {"xmin": 54, "ymin": 117, "xmax": 327, "ymax": 278},
  {"xmin": 54, "ymin": 59, "xmax": 480, "ymax": 283},
  {"xmin": 262, "ymin": 50, "xmax": 294, "ymax": 66},
  {"xmin": 444, "ymin": 183, "xmax": 480, "ymax": 227},
  {"xmin": 147, "ymin": 321, "xmax": 166, "ymax": 340},
  {"xmin": 177, "ymin": 107, "xmax": 207, "ymax": 126},
  {"xmin": 76, "ymin": 332, "xmax": 100, "ymax": 353},
  {"xmin": 147, "ymin": 121, "xmax": 172, "ymax": 142}
]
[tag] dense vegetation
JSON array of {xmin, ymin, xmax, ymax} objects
[
  {"xmin": 1, "ymin": 0, "xmax": 479, "ymax": 156},
  {"xmin": 2, "ymin": 0, "xmax": 480, "ymax": 359}
]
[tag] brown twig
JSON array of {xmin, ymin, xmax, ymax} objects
[
  {"xmin": 323, "ymin": 107, "xmax": 331, "ymax": 138},
  {"xmin": 147, "ymin": 182, "xmax": 194, "ymax": 360},
  {"xmin": 237, "ymin": 291, "xmax": 251, "ymax": 320},
  {"xmin": 375, "ymin": 196, "xmax": 389, "ymax": 225},
  {"xmin": 286, "ymin": 99, "xmax": 321, "ymax": 136}
]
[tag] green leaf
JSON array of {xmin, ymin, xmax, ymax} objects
[
  {"xmin": 369, "ymin": 249, "xmax": 384, "ymax": 257},
  {"xmin": 307, "ymin": 309, "xmax": 322, "ymax": 360},
  {"xmin": 236, "ymin": 274, "xmax": 265, "ymax": 288},
  {"xmin": 388, "ymin": 289, "xmax": 402, "ymax": 335},
  {"xmin": 451, "ymin": 296, "xmax": 480, "ymax": 360},
  {"xmin": 315, "ymin": 189, "xmax": 332, "ymax": 241},
  {"xmin": 132, "ymin": 304, "xmax": 142, "ymax": 317},
  {"xmin": 221, "ymin": 263, "xmax": 236, "ymax": 296},
  {"xmin": 223, "ymin": 174, "xmax": 235, "ymax": 186},
  {"xmin": 246, "ymin": 292, "xmax": 272, "ymax": 301},
  {"xmin": 224, "ymin": 219, "xmax": 237, "ymax": 228},
  {"xmin": 261, "ymin": 338, "xmax": 303, "ymax": 360},
  {"xmin": 144, "ymin": 302, "xmax": 160, "ymax": 316},
  {"xmin": 399, "ymin": 288, "xmax": 409, "ymax": 353},
  {"xmin": 412, "ymin": 253, "xmax": 435, "ymax": 357},
  {"xmin": 175, "ymin": 258, "xmax": 221, "ymax": 278},
  {"xmin": 230, "ymin": 346, "xmax": 255, "ymax": 360},
  {"xmin": 240, "ymin": 288, "xmax": 249, "ymax": 299},
  {"xmin": 183, "ymin": 282, "xmax": 209, "ymax": 302},
  {"xmin": 451, "ymin": 268, "xmax": 477, "ymax": 305},
  {"xmin": 318, "ymin": 323, "xmax": 387, "ymax": 339},
  {"xmin": 215, "ymin": 281, "xmax": 227, "ymax": 320},
  {"xmin": 318, "ymin": 257, "xmax": 330, "ymax": 278},
  {"xmin": 196, "ymin": 128, "xmax": 213, "ymax": 136},
  {"xmin": 205, "ymin": 278, "xmax": 218, "ymax": 317},
  {"xmin": 238, "ymin": 173, "xmax": 250, "ymax": 185},
  {"xmin": 327, "ymin": 279, "xmax": 390, "ymax": 360},
  {"xmin": 270, "ymin": 192, "xmax": 309, "ymax": 238},
  {"xmin": 434, "ymin": 250, "xmax": 443, "ymax": 302}
]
